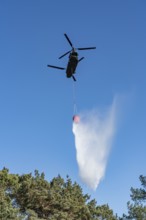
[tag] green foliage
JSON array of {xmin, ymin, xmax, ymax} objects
[
  {"xmin": 0, "ymin": 168, "xmax": 22, "ymax": 219},
  {"xmin": 0, "ymin": 167, "xmax": 118, "ymax": 220},
  {"xmin": 95, "ymin": 204, "xmax": 118, "ymax": 220},
  {"xmin": 126, "ymin": 175, "xmax": 146, "ymax": 220},
  {"xmin": 87, "ymin": 200, "xmax": 117, "ymax": 220}
]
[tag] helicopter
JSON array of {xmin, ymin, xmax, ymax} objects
[{"xmin": 47, "ymin": 33, "xmax": 96, "ymax": 81}]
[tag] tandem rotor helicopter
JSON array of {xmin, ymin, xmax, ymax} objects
[{"xmin": 47, "ymin": 33, "xmax": 96, "ymax": 81}]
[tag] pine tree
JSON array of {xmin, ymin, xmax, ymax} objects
[
  {"xmin": 0, "ymin": 167, "xmax": 118, "ymax": 219},
  {"xmin": 127, "ymin": 175, "xmax": 146, "ymax": 219}
]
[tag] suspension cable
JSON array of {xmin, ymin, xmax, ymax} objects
[{"xmin": 72, "ymin": 81, "xmax": 77, "ymax": 115}]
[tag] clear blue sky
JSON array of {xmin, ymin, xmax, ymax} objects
[{"xmin": 0, "ymin": 1, "xmax": 146, "ymax": 216}]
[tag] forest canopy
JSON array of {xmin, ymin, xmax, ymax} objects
[{"xmin": 0, "ymin": 168, "xmax": 145, "ymax": 220}]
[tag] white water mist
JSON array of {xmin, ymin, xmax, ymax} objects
[{"xmin": 73, "ymin": 99, "xmax": 117, "ymax": 190}]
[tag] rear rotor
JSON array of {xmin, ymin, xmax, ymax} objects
[{"xmin": 59, "ymin": 33, "xmax": 96, "ymax": 59}]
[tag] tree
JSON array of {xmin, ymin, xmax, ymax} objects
[
  {"xmin": 127, "ymin": 175, "xmax": 146, "ymax": 220},
  {"xmin": 87, "ymin": 199, "xmax": 117, "ymax": 220},
  {"xmin": 0, "ymin": 167, "xmax": 118, "ymax": 219},
  {"xmin": 0, "ymin": 168, "xmax": 23, "ymax": 219}
]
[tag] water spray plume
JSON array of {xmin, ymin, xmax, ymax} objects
[{"xmin": 72, "ymin": 99, "xmax": 117, "ymax": 190}]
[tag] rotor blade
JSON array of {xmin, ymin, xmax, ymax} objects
[
  {"xmin": 59, "ymin": 50, "xmax": 71, "ymax": 59},
  {"xmin": 64, "ymin": 33, "xmax": 73, "ymax": 48},
  {"xmin": 78, "ymin": 57, "xmax": 84, "ymax": 62},
  {"xmin": 72, "ymin": 75, "xmax": 76, "ymax": 81},
  {"xmin": 77, "ymin": 47, "xmax": 96, "ymax": 50},
  {"xmin": 47, "ymin": 65, "xmax": 65, "ymax": 70}
]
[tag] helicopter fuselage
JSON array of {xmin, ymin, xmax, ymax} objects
[{"xmin": 66, "ymin": 52, "xmax": 78, "ymax": 78}]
